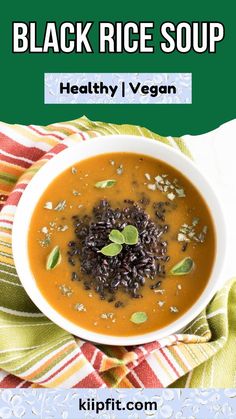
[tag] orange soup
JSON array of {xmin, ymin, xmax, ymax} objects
[{"xmin": 28, "ymin": 153, "xmax": 215, "ymax": 336}]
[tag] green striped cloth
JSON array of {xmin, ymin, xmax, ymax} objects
[{"xmin": 174, "ymin": 279, "xmax": 236, "ymax": 387}]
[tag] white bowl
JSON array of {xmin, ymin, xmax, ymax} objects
[{"xmin": 12, "ymin": 135, "xmax": 226, "ymax": 346}]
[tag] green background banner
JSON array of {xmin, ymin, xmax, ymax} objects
[{"xmin": 0, "ymin": 0, "xmax": 235, "ymax": 136}]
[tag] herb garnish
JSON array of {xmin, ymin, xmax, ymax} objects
[
  {"xmin": 177, "ymin": 218, "xmax": 208, "ymax": 244},
  {"xmin": 130, "ymin": 312, "xmax": 148, "ymax": 324},
  {"xmin": 98, "ymin": 225, "xmax": 139, "ymax": 256},
  {"xmin": 39, "ymin": 235, "xmax": 51, "ymax": 248},
  {"xmin": 109, "ymin": 229, "xmax": 125, "ymax": 244},
  {"xmin": 98, "ymin": 243, "xmax": 123, "ymax": 257},
  {"xmin": 169, "ymin": 257, "xmax": 195, "ymax": 276},
  {"xmin": 74, "ymin": 303, "xmax": 86, "ymax": 312},
  {"xmin": 170, "ymin": 306, "xmax": 179, "ymax": 313},
  {"xmin": 122, "ymin": 225, "xmax": 139, "ymax": 245},
  {"xmin": 100, "ymin": 312, "xmax": 114, "ymax": 319},
  {"xmin": 54, "ymin": 200, "xmax": 66, "ymax": 211},
  {"xmin": 46, "ymin": 246, "xmax": 61, "ymax": 270},
  {"xmin": 59, "ymin": 284, "xmax": 73, "ymax": 297},
  {"xmin": 95, "ymin": 179, "xmax": 116, "ymax": 189},
  {"xmin": 146, "ymin": 174, "xmax": 185, "ymax": 201},
  {"xmin": 39, "ymin": 226, "xmax": 51, "ymax": 248}
]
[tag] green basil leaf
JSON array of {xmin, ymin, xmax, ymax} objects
[
  {"xmin": 130, "ymin": 312, "xmax": 148, "ymax": 324},
  {"xmin": 98, "ymin": 243, "xmax": 122, "ymax": 257},
  {"xmin": 46, "ymin": 246, "xmax": 61, "ymax": 270},
  {"xmin": 95, "ymin": 179, "xmax": 116, "ymax": 189},
  {"xmin": 122, "ymin": 225, "xmax": 139, "ymax": 245},
  {"xmin": 169, "ymin": 257, "xmax": 195, "ymax": 276},
  {"xmin": 109, "ymin": 229, "xmax": 125, "ymax": 244}
]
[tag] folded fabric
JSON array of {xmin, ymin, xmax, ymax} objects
[{"xmin": 0, "ymin": 116, "xmax": 235, "ymax": 388}]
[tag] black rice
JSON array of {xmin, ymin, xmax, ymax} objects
[{"xmin": 67, "ymin": 200, "xmax": 169, "ymax": 305}]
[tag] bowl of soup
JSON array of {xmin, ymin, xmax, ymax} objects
[{"xmin": 12, "ymin": 135, "xmax": 226, "ymax": 345}]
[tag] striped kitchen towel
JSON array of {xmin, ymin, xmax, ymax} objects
[{"xmin": 0, "ymin": 115, "xmax": 235, "ymax": 388}]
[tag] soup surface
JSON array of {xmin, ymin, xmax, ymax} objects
[{"xmin": 28, "ymin": 152, "xmax": 215, "ymax": 336}]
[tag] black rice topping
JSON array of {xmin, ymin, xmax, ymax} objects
[{"xmin": 67, "ymin": 200, "xmax": 170, "ymax": 306}]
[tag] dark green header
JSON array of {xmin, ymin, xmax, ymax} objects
[{"xmin": 0, "ymin": 0, "xmax": 235, "ymax": 136}]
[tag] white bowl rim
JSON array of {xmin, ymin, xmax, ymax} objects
[{"xmin": 12, "ymin": 134, "xmax": 226, "ymax": 346}]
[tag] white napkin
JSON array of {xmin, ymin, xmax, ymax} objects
[{"xmin": 183, "ymin": 119, "xmax": 236, "ymax": 282}]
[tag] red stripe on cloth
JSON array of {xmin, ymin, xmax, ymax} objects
[
  {"xmin": 0, "ymin": 219, "xmax": 13, "ymax": 224},
  {"xmin": 125, "ymin": 348, "xmax": 143, "ymax": 370},
  {"xmin": 0, "ymin": 152, "xmax": 31, "ymax": 169},
  {"xmin": 39, "ymin": 351, "xmax": 82, "ymax": 385},
  {"xmin": 29, "ymin": 125, "xmax": 65, "ymax": 141},
  {"xmin": 159, "ymin": 348, "xmax": 179, "ymax": 377},
  {"xmin": 173, "ymin": 334, "xmax": 179, "ymax": 343},
  {"xmin": 126, "ymin": 370, "xmax": 144, "ymax": 387},
  {"xmin": 80, "ymin": 342, "xmax": 97, "ymax": 363},
  {"xmin": 92, "ymin": 350, "xmax": 104, "ymax": 371},
  {"xmin": 0, "ymin": 133, "xmax": 45, "ymax": 161},
  {"xmin": 48, "ymin": 143, "xmax": 68, "ymax": 155},
  {"xmin": 13, "ymin": 182, "xmax": 28, "ymax": 190},
  {"xmin": 0, "ymin": 374, "xmax": 23, "ymax": 388},
  {"xmin": 126, "ymin": 345, "xmax": 154, "ymax": 369},
  {"xmin": 130, "ymin": 347, "xmax": 145, "ymax": 359},
  {"xmin": 128, "ymin": 341, "xmax": 160, "ymax": 359},
  {"xmin": 125, "ymin": 342, "xmax": 161, "ymax": 369},
  {"xmin": 132, "ymin": 360, "xmax": 163, "ymax": 388},
  {"xmin": 77, "ymin": 131, "xmax": 86, "ymax": 141},
  {"xmin": 5, "ymin": 191, "xmax": 23, "ymax": 206},
  {"xmin": 17, "ymin": 380, "xmax": 32, "ymax": 388},
  {"xmin": 143, "ymin": 341, "xmax": 160, "ymax": 353},
  {"xmin": 19, "ymin": 381, "xmax": 32, "ymax": 388},
  {"xmin": 73, "ymin": 371, "xmax": 105, "ymax": 388}
]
